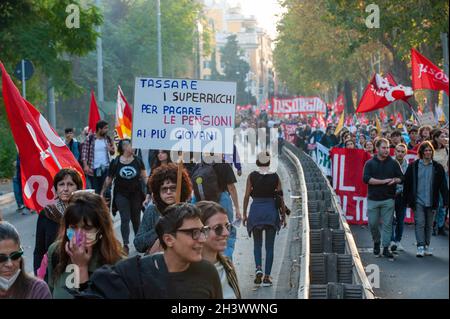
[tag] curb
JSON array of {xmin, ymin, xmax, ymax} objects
[{"xmin": 0, "ymin": 192, "xmax": 15, "ymax": 206}]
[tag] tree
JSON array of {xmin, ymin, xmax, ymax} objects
[{"xmin": 220, "ymin": 34, "xmax": 254, "ymax": 105}]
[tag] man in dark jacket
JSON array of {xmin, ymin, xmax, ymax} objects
[
  {"xmin": 403, "ymin": 141, "xmax": 448, "ymax": 257},
  {"xmin": 363, "ymin": 138, "xmax": 404, "ymax": 259},
  {"xmin": 319, "ymin": 125, "xmax": 339, "ymax": 149}
]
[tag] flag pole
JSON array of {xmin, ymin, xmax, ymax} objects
[
  {"xmin": 403, "ymin": 98, "xmax": 422, "ymax": 126},
  {"xmin": 175, "ymin": 152, "xmax": 183, "ymax": 204}
]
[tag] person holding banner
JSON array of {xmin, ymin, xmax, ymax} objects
[
  {"xmin": 403, "ymin": 141, "xmax": 448, "ymax": 257},
  {"xmin": 363, "ymin": 138, "xmax": 404, "ymax": 259},
  {"xmin": 364, "ymin": 140, "xmax": 375, "ymax": 156}
]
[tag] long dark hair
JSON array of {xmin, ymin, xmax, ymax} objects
[
  {"xmin": 431, "ymin": 129, "xmax": 445, "ymax": 150},
  {"xmin": 151, "ymin": 150, "xmax": 172, "ymax": 171},
  {"xmin": 0, "ymin": 221, "xmax": 33, "ymax": 298},
  {"xmin": 52, "ymin": 193, "xmax": 124, "ymax": 284}
]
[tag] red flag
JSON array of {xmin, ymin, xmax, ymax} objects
[
  {"xmin": 332, "ymin": 94, "xmax": 345, "ymax": 114},
  {"xmin": 411, "ymin": 48, "xmax": 449, "ymax": 95},
  {"xmin": 396, "ymin": 112, "xmax": 403, "ymax": 125},
  {"xmin": 115, "ymin": 86, "xmax": 133, "ymax": 139},
  {"xmin": 1, "ymin": 62, "xmax": 86, "ymax": 212},
  {"xmin": 88, "ymin": 90, "xmax": 101, "ymax": 134},
  {"xmin": 356, "ymin": 73, "xmax": 413, "ymax": 113}
]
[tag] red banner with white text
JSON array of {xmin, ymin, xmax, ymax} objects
[{"xmin": 330, "ymin": 148, "xmax": 416, "ymax": 224}]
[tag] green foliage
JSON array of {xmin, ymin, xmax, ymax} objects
[{"xmin": 274, "ymin": 0, "xmax": 449, "ymax": 105}]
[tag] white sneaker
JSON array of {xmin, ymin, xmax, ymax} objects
[
  {"xmin": 396, "ymin": 242, "xmax": 405, "ymax": 251},
  {"xmin": 424, "ymin": 246, "xmax": 433, "ymax": 256},
  {"xmin": 416, "ymin": 246, "xmax": 425, "ymax": 257}
]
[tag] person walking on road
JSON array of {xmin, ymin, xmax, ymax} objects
[
  {"xmin": 403, "ymin": 141, "xmax": 448, "ymax": 257},
  {"xmin": 390, "ymin": 143, "xmax": 409, "ymax": 252},
  {"xmin": 1, "ymin": 221, "xmax": 51, "ymax": 299},
  {"xmin": 100, "ymin": 138, "xmax": 147, "ymax": 255},
  {"xmin": 33, "ymin": 169, "xmax": 83, "ymax": 276},
  {"xmin": 363, "ymin": 138, "xmax": 404, "ymax": 260},
  {"xmin": 431, "ymin": 129, "xmax": 449, "ymax": 236},
  {"xmin": 134, "ymin": 163, "xmax": 192, "ymax": 254},
  {"xmin": 196, "ymin": 201, "xmax": 241, "ymax": 299},
  {"xmin": 243, "ymin": 151, "xmax": 287, "ymax": 287},
  {"xmin": 81, "ymin": 120, "xmax": 115, "ymax": 194}
]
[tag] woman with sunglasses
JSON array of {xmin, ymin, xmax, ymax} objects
[
  {"xmin": 134, "ymin": 163, "xmax": 192, "ymax": 254},
  {"xmin": 196, "ymin": 201, "xmax": 241, "ymax": 299},
  {"xmin": 143, "ymin": 150, "xmax": 173, "ymax": 207},
  {"xmin": 1, "ymin": 221, "xmax": 51, "ymax": 299},
  {"xmin": 46, "ymin": 192, "xmax": 124, "ymax": 298},
  {"xmin": 100, "ymin": 138, "xmax": 148, "ymax": 255},
  {"xmin": 33, "ymin": 168, "xmax": 83, "ymax": 276}
]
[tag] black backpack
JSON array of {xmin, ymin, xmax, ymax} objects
[{"xmin": 191, "ymin": 163, "xmax": 221, "ymax": 202}]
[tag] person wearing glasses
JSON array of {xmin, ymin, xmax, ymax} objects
[
  {"xmin": 72, "ymin": 203, "xmax": 222, "ymax": 299},
  {"xmin": 134, "ymin": 163, "xmax": 192, "ymax": 254},
  {"xmin": 1, "ymin": 221, "xmax": 51, "ymax": 299},
  {"xmin": 33, "ymin": 168, "xmax": 83, "ymax": 276},
  {"xmin": 196, "ymin": 201, "xmax": 241, "ymax": 299},
  {"xmin": 46, "ymin": 192, "xmax": 124, "ymax": 298},
  {"xmin": 101, "ymin": 138, "xmax": 148, "ymax": 255}
]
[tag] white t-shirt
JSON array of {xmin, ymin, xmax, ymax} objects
[
  {"xmin": 93, "ymin": 139, "xmax": 109, "ymax": 169},
  {"xmin": 215, "ymin": 262, "xmax": 237, "ymax": 299}
]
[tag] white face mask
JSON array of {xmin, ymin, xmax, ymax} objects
[
  {"xmin": 0, "ymin": 269, "xmax": 21, "ymax": 291},
  {"xmin": 85, "ymin": 230, "xmax": 99, "ymax": 247}
]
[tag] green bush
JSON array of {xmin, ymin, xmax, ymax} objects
[{"xmin": 0, "ymin": 115, "xmax": 16, "ymax": 179}]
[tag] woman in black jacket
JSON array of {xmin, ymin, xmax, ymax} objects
[
  {"xmin": 403, "ymin": 141, "xmax": 448, "ymax": 257},
  {"xmin": 33, "ymin": 169, "xmax": 83, "ymax": 274}
]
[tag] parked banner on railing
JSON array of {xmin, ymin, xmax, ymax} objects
[{"xmin": 315, "ymin": 142, "xmax": 331, "ymax": 176}]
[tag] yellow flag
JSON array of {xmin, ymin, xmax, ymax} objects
[
  {"xmin": 335, "ymin": 112, "xmax": 345, "ymax": 136},
  {"xmin": 439, "ymin": 112, "xmax": 446, "ymax": 122},
  {"xmin": 375, "ymin": 116, "xmax": 382, "ymax": 135},
  {"xmin": 409, "ymin": 114, "xmax": 414, "ymax": 122}
]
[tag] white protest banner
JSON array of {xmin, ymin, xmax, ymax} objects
[
  {"xmin": 315, "ymin": 142, "xmax": 331, "ymax": 176},
  {"xmin": 273, "ymin": 97, "xmax": 326, "ymax": 115},
  {"xmin": 132, "ymin": 78, "xmax": 236, "ymax": 154},
  {"xmin": 417, "ymin": 112, "xmax": 436, "ymax": 126}
]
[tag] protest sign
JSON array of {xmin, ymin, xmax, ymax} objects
[{"xmin": 132, "ymin": 78, "xmax": 236, "ymax": 154}]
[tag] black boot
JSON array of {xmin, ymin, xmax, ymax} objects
[
  {"xmin": 438, "ymin": 226, "xmax": 448, "ymax": 236},
  {"xmin": 432, "ymin": 221, "xmax": 437, "ymax": 236}
]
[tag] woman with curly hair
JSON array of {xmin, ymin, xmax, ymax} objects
[
  {"xmin": 134, "ymin": 163, "xmax": 193, "ymax": 254},
  {"xmin": 46, "ymin": 192, "xmax": 124, "ymax": 299}
]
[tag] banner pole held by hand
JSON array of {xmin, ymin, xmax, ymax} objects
[{"xmin": 175, "ymin": 153, "xmax": 183, "ymax": 204}]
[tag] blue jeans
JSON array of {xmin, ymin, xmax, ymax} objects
[
  {"xmin": 253, "ymin": 226, "xmax": 276, "ymax": 276},
  {"xmin": 414, "ymin": 203, "xmax": 435, "ymax": 247},
  {"xmin": 12, "ymin": 176, "xmax": 24, "ymax": 207},
  {"xmin": 391, "ymin": 194, "xmax": 406, "ymax": 242},
  {"xmin": 219, "ymin": 192, "xmax": 237, "ymax": 259}
]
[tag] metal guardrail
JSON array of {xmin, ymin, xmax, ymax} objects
[
  {"xmin": 283, "ymin": 143, "xmax": 375, "ymax": 299},
  {"xmin": 300, "ymin": 150, "xmax": 375, "ymax": 299},
  {"xmin": 283, "ymin": 146, "xmax": 310, "ymax": 299}
]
